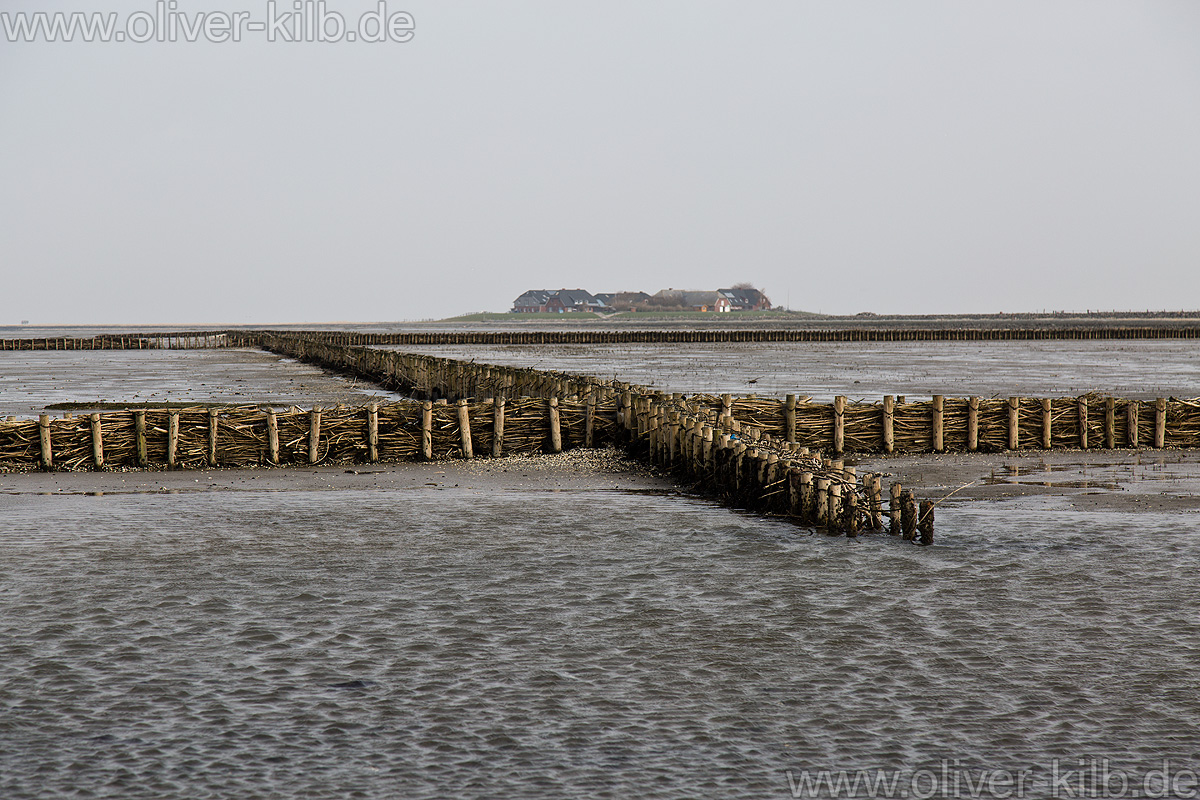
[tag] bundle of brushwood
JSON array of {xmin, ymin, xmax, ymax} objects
[{"xmin": 620, "ymin": 392, "xmax": 934, "ymax": 544}]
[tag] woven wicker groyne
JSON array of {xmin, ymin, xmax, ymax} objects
[{"xmin": 5, "ymin": 324, "xmax": 1200, "ymax": 351}]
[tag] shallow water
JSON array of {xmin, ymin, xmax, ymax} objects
[
  {"xmin": 2, "ymin": 487, "xmax": 1197, "ymax": 799},
  {"xmin": 392, "ymin": 340, "xmax": 1200, "ymax": 401}
]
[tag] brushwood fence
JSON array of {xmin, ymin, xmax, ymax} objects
[
  {"xmin": 9, "ymin": 329, "xmax": 1200, "ymax": 543},
  {"xmin": 5, "ymin": 324, "xmax": 1200, "ymax": 351}
]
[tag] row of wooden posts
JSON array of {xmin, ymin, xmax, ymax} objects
[
  {"xmin": 620, "ymin": 392, "xmax": 933, "ymax": 543},
  {"xmin": 262, "ymin": 335, "xmax": 934, "ymax": 541},
  {"xmin": 0, "ymin": 333, "xmax": 252, "ymax": 350},
  {"xmin": 6, "ymin": 324, "xmax": 1200, "ymax": 352},
  {"xmin": 9, "ymin": 394, "xmax": 613, "ymax": 473}
]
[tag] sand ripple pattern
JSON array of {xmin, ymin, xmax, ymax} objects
[{"xmin": 2, "ymin": 490, "xmax": 1198, "ymax": 798}]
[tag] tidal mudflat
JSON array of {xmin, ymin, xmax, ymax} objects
[
  {"xmin": 0, "ymin": 349, "xmax": 403, "ymax": 419},
  {"xmin": 388, "ymin": 339, "xmax": 1200, "ymax": 401}
]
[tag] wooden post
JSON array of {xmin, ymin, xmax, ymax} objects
[
  {"xmin": 1007, "ymin": 397, "xmax": 1020, "ymax": 450},
  {"xmin": 1104, "ymin": 397, "xmax": 1116, "ymax": 449},
  {"xmin": 721, "ymin": 394, "xmax": 732, "ymax": 420},
  {"xmin": 703, "ymin": 425, "xmax": 714, "ymax": 478},
  {"xmin": 833, "ymin": 395, "xmax": 845, "ymax": 455},
  {"xmin": 800, "ymin": 471, "xmax": 814, "ymax": 523},
  {"xmin": 585, "ymin": 389, "xmax": 596, "ymax": 448},
  {"xmin": 967, "ymin": 396, "xmax": 979, "ymax": 452},
  {"xmin": 134, "ymin": 410, "xmax": 148, "ymax": 467},
  {"xmin": 828, "ymin": 482, "xmax": 842, "ymax": 533},
  {"xmin": 267, "ymin": 409, "xmax": 279, "ymax": 465},
  {"xmin": 207, "ymin": 408, "xmax": 219, "ymax": 467},
  {"xmin": 367, "ymin": 403, "xmax": 379, "ymax": 463},
  {"xmin": 918, "ymin": 500, "xmax": 934, "ymax": 546},
  {"xmin": 901, "ymin": 490, "xmax": 917, "ymax": 541},
  {"xmin": 815, "ymin": 477, "xmax": 830, "ymax": 526},
  {"xmin": 845, "ymin": 491, "xmax": 859, "ymax": 537},
  {"xmin": 889, "ymin": 483, "xmax": 902, "ymax": 535},
  {"xmin": 1041, "ymin": 398, "xmax": 1052, "ymax": 449},
  {"xmin": 785, "ymin": 394, "xmax": 797, "ymax": 443},
  {"xmin": 1127, "ymin": 401, "xmax": 1139, "ymax": 448},
  {"xmin": 422, "ymin": 401, "xmax": 434, "ymax": 460},
  {"xmin": 932, "ymin": 395, "xmax": 944, "ymax": 452},
  {"xmin": 308, "ymin": 407, "xmax": 322, "ymax": 464},
  {"xmin": 882, "ymin": 395, "xmax": 894, "ymax": 454},
  {"xmin": 492, "ymin": 398, "xmax": 505, "ymax": 457},
  {"xmin": 167, "ymin": 410, "xmax": 179, "ymax": 468},
  {"xmin": 548, "ymin": 397, "xmax": 562, "ymax": 453},
  {"xmin": 1155, "ymin": 398, "xmax": 1166, "ymax": 449},
  {"xmin": 90, "ymin": 413, "xmax": 105, "ymax": 469},
  {"xmin": 457, "ymin": 399, "xmax": 473, "ymax": 458},
  {"xmin": 868, "ymin": 474, "xmax": 883, "ymax": 530},
  {"xmin": 38, "ymin": 414, "xmax": 52, "ymax": 470},
  {"xmin": 1078, "ymin": 396, "xmax": 1088, "ymax": 450}
]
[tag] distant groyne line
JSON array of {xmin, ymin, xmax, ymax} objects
[{"xmin": 5, "ymin": 325, "xmax": 1200, "ymax": 350}]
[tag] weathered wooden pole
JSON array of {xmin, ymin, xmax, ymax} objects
[
  {"xmin": 492, "ymin": 398, "xmax": 505, "ymax": 457},
  {"xmin": 584, "ymin": 389, "xmax": 596, "ymax": 448},
  {"xmin": 421, "ymin": 401, "xmax": 433, "ymax": 460},
  {"xmin": 841, "ymin": 490, "xmax": 857, "ymax": 537},
  {"xmin": 367, "ymin": 403, "xmax": 379, "ymax": 462},
  {"xmin": 882, "ymin": 395, "xmax": 895, "ymax": 454},
  {"xmin": 308, "ymin": 407, "xmax": 322, "ymax": 465},
  {"xmin": 901, "ymin": 490, "xmax": 917, "ymax": 540},
  {"xmin": 134, "ymin": 410, "xmax": 148, "ymax": 467},
  {"xmin": 548, "ymin": 397, "xmax": 562, "ymax": 453},
  {"xmin": 1041, "ymin": 398, "xmax": 1052, "ymax": 449},
  {"xmin": 828, "ymin": 482, "xmax": 842, "ymax": 534},
  {"xmin": 167, "ymin": 410, "xmax": 179, "ymax": 468},
  {"xmin": 90, "ymin": 413, "xmax": 105, "ymax": 469},
  {"xmin": 1007, "ymin": 397, "xmax": 1020, "ymax": 450},
  {"xmin": 967, "ymin": 396, "xmax": 979, "ymax": 452},
  {"xmin": 815, "ymin": 477, "xmax": 830, "ymax": 526},
  {"xmin": 703, "ymin": 425, "xmax": 715, "ymax": 478},
  {"xmin": 868, "ymin": 474, "xmax": 883, "ymax": 530},
  {"xmin": 207, "ymin": 408, "xmax": 219, "ymax": 467},
  {"xmin": 918, "ymin": 500, "xmax": 934, "ymax": 545},
  {"xmin": 38, "ymin": 414, "xmax": 52, "ymax": 470},
  {"xmin": 889, "ymin": 482, "xmax": 902, "ymax": 535},
  {"xmin": 1127, "ymin": 401, "xmax": 1139, "ymax": 448},
  {"xmin": 800, "ymin": 471, "xmax": 814, "ymax": 523},
  {"xmin": 267, "ymin": 409, "xmax": 280, "ymax": 465},
  {"xmin": 1104, "ymin": 397, "xmax": 1116, "ymax": 449},
  {"xmin": 457, "ymin": 399, "xmax": 473, "ymax": 458},
  {"xmin": 785, "ymin": 394, "xmax": 797, "ymax": 443},
  {"xmin": 833, "ymin": 395, "xmax": 845, "ymax": 455},
  {"xmin": 1077, "ymin": 396, "xmax": 1088, "ymax": 450},
  {"xmin": 1155, "ymin": 398, "xmax": 1167, "ymax": 449},
  {"xmin": 932, "ymin": 395, "xmax": 944, "ymax": 452}
]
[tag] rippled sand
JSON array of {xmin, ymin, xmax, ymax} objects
[{"xmin": 2, "ymin": 455, "xmax": 1197, "ymax": 799}]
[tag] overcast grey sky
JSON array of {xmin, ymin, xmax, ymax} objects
[{"xmin": 2, "ymin": 1, "xmax": 1198, "ymax": 324}]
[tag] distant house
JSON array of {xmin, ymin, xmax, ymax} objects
[
  {"xmin": 718, "ymin": 287, "xmax": 772, "ymax": 311},
  {"xmin": 595, "ymin": 291, "xmax": 652, "ymax": 311},
  {"xmin": 544, "ymin": 289, "xmax": 611, "ymax": 313},
  {"xmin": 652, "ymin": 289, "xmax": 732, "ymax": 312},
  {"xmin": 512, "ymin": 290, "xmax": 552, "ymax": 313}
]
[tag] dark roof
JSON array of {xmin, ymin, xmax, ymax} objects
[
  {"xmin": 718, "ymin": 287, "xmax": 770, "ymax": 308},
  {"xmin": 513, "ymin": 289, "xmax": 552, "ymax": 305},
  {"xmin": 552, "ymin": 289, "xmax": 604, "ymax": 307}
]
